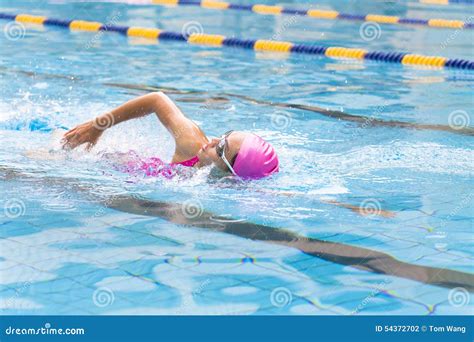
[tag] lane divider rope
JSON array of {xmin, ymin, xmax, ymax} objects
[
  {"xmin": 1, "ymin": 12, "xmax": 473, "ymax": 70},
  {"xmin": 149, "ymin": 0, "xmax": 473, "ymax": 30},
  {"xmin": 418, "ymin": 0, "xmax": 473, "ymax": 5}
]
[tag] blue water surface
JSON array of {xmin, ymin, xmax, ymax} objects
[{"xmin": 0, "ymin": 0, "xmax": 473, "ymax": 315}]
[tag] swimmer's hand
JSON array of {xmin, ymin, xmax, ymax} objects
[{"xmin": 61, "ymin": 120, "xmax": 104, "ymax": 151}]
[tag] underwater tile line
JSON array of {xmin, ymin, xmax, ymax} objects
[{"xmin": 1, "ymin": 166, "xmax": 473, "ymax": 293}]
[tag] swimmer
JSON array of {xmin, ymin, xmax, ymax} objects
[
  {"xmin": 60, "ymin": 92, "xmax": 396, "ymax": 218},
  {"xmin": 61, "ymin": 92, "xmax": 279, "ymax": 179}
]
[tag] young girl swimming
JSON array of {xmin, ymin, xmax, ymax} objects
[
  {"xmin": 54, "ymin": 92, "xmax": 396, "ymax": 218},
  {"xmin": 61, "ymin": 92, "xmax": 279, "ymax": 179}
]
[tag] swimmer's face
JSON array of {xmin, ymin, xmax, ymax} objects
[{"xmin": 197, "ymin": 131, "xmax": 247, "ymax": 172}]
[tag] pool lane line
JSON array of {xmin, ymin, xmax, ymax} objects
[
  {"xmin": 106, "ymin": 82, "xmax": 474, "ymax": 136},
  {"xmin": 1, "ymin": 66, "xmax": 473, "ymax": 136},
  {"xmin": 0, "ymin": 66, "xmax": 472, "ymax": 137},
  {"xmin": 1, "ymin": 13, "xmax": 473, "ymax": 70},
  {"xmin": 149, "ymin": 0, "xmax": 473, "ymax": 30},
  {"xmin": 1, "ymin": 165, "xmax": 473, "ymax": 292}
]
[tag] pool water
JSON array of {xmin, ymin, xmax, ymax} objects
[{"xmin": 0, "ymin": 0, "xmax": 473, "ymax": 315}]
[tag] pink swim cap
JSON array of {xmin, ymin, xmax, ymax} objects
[{"xmin": 233, "ymin": 134, "xmax": 279, "ymax": 179}]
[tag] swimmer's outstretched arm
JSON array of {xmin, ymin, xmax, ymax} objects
[{"xmin": 62, "ymin": 92, "xmax": 204, "ymax": 153}]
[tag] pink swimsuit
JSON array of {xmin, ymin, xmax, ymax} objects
[
  {"xmin": 113, "ymin": 151, "xmax": 199, "ymax": 178},
  {"xmin": 173, "ymin": 156, "xmax": 199, "ymax": 167}
]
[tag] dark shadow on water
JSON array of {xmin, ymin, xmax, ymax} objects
[{"xmin": 1, "ymin": 165, "xmax": 473, "ymax": 292}]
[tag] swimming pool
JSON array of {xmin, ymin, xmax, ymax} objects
[{"xmin": 0, "ymin": 0, "xmax": 473, "ymax": 315}]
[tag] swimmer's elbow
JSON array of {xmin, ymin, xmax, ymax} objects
[
  {"xmin": 151, "ymin": 91, "xmax": 167, "ymax": 102},
  {"xmin": 150, "ymin": 91, "xmax": 171, "ymax": 110},
  {"xmin": 149, "ymin": 91, "xmax": 183, "ymax": 125},
  {"xmin": 148, "ymin": 91, "xmax": 167, "ymax": 111}
]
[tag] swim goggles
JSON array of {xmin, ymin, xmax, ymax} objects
[{"xmin": 216, "ymin": 130, "xmax": 237, "ymax": 175}]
